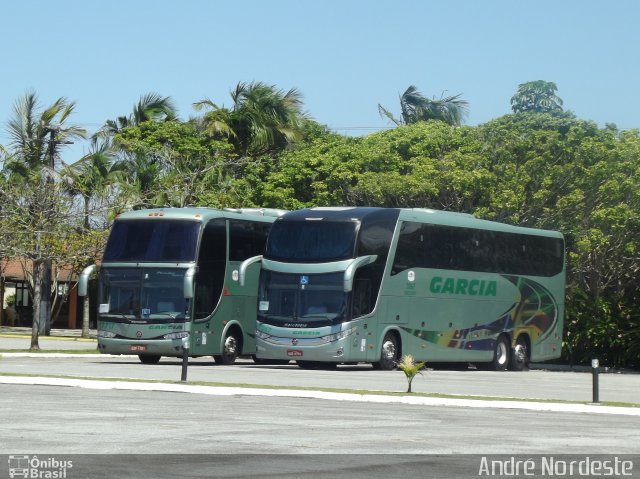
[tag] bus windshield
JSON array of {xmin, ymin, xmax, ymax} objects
[
  {"xmin": 103, "ymin": 219, "xmax": 200, "ymax": 262},
  {"xmin": 99, "ymin": 268, "xmax": 189, "ymax": 323},
  {"xmin": 266, "ymin": 221, "xmax": 358, "ymax": 263},
  {"xmin": 258, "ymin": 271, "xmax": 348, "ymax": 327}
]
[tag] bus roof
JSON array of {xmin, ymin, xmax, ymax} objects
[
  {"xmin": 114, "ymin": 207, "xmax": 287, "ymax": 222},
  {"xmin": 399, "ymin": 208, "xmax": 563, "ymax": 238},
  {"xmin": 278, "ymin": 207, "xmax": 562, "ymax": 238}
]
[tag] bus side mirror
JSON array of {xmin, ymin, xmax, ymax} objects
[
  {"xmin": 78, "ymin": 264, "xmax": 97, "ymax": 297},
  {"xmin": 184, "ymin": 266, "xmax": 196, "ymax": 299},
  {"xmin": 344, "ymin": 255, "xmax": 377, "ymax": 292},
  {"xmin": 239, "ymin": 255, "xmax": 263, "ymax": 287}
]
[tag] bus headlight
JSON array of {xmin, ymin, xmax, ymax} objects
[
  {"xmin": 163, "ymin": 331, "xmax": 190, "ymax": 340},
  {"xmin": 97, "ymin": 330, "xmax": 116, "ymax": 338},
  {"xmin": 255, "ymin": 329, "xmax": 271, "ymax": 340},
  {"xmin": 322, "ymin": 327, "xmax": 356, "ymax": 343}
]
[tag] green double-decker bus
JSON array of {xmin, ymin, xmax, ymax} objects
[
  {"xmin": 79, "ymin": 207, "xmax": 285, "ymax": 364},
  {"xmin": 241, "ymin": 207, "xmax": 565, "ymax": 371}
]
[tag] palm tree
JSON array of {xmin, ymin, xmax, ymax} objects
[
  {"xmin": 378, "ymin": 85, "xmax": 469, "ymax": 127},
  {"xmin": 194, "ymin": 81, "xmax": 309, "ymax": 157},
  {"xmin": 97, "ymin": 93, "xmax": 177, "ymax": 138},
  {"xmin": 60, "ymin": 138, "xmax": 121, "ymax": 230},
  {"xmin": 115, "ymin": 151, "xmax": 165, "ymax": 209},
  {"xmin": 4, "ymin": 92, "xmax": 86, "ymax": 177},
  {"xmin": 510, "ymin": 80, "xmax": 564, "ymax": 114},
  {"xmin": 91, "ymin": 93, "xmax": 178, "ymax": 209},
  {"xmin": 2, "ymin": 92, "xmax": 86, "ymax": 347}
]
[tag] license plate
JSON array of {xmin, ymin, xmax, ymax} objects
[
  {"xmin": 130, "ymin": 345, "xmax": 147, "ymax": 352},
  {"xmin": 287, "ymin": 349, "xmax": 303, "ymax": 357}
]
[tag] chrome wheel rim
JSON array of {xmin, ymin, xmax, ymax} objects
[
  {"xmin": 224, "ymin": 336, "xmax": 237, "ymax": 357},
  {"xmin": 382, "ymin": 340, "xmax": 396, "ymax": 361},
  {"xmin": 496, "ymin": 341, "xmax": 508, "ymax": 365}
]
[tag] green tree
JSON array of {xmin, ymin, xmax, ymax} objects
[
  {"xmin": 3, "ymin": 93, "xmax": 85, "ymax": 176},
  {"xmin": 95, "ymin": 94, "xmax": 179, "ymax": 210},
  {"xmin": 0, "ymin": 177, "xmax": 84, "ymax": 346},
  {"xmin": 478, "ymin": 114, "xmax": 640, "ymax": 367},
  {"xmin": 510, "ymin": 80, "xmax": 564, "ymax": 114},
  {"xmin": 241, "ymin": 110, "xmax": 640, "ymax": 368},
  {"xmin": 61, "ymin": 139, "xmax": 121, "ymax": 230},
  {"xmin": 194, "ymin": 81, "xmax": 309, "ymax": 159},
  {"xmin": 1, "ymin": 92, "xmax": 86, "ymax": 348},
  {"xmin": 113, "ymin": 120, "xmax": 235, "ymax": 208},
  {"xmin": 97, "ymin": 93, "xmax": 177, "ymax": 138},
  {"xmin": 378, "ymin": 85, "xmax": 469, "ymax": 127}
]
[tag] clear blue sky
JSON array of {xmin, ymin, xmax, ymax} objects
[{"xmin": 2, "ymin": 0, "xmax": 639, "ymax": 164}]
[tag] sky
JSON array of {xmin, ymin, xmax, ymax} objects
[{"xmin": 1, "ymin": 0, "xmax": 639, "ymax": 165}]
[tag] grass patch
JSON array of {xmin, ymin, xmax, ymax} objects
[
  {"xmin": 0, "ymin": 371, "xmax": 638, "ymax": 409},
  {"xmin": 0, "ymin": 334, "xmax": 96, "ymax": 342}
]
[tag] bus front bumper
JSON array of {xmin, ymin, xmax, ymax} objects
[
  {"xmin": 97, "ymin": 337, "xmax": 187, "ymax": 357},
  {"xmin": 255, "ymin": 331, "xmax": 366, "ymax": 363}
]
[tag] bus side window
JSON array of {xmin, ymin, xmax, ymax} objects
[
  {"xmin": 352, "ymin": 277, "xmax": 372, "ymax": 318},
  {"xmin": 230, "ymin": 220, "xmax": 272, "ymax": 261},
  {"xmin": 391, "ymin": 222, "xmax": 424, "ymax": 275}
]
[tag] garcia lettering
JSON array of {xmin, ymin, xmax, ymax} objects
[{"xmin": 430, "ymin": 276, "xmax": 497, "ymax": 296}]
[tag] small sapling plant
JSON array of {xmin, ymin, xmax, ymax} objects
[{"xmin": 397, "ymin": 354, "xmax": 426, "ymax": 393}]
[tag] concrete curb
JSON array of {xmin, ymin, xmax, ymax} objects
[{"xmin": 1, "ymin": 375, "xmax": 639, "ymax": 417}]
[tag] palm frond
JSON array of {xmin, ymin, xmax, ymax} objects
[{"xmin": 377, "ymin": 104, "xmax": 402, "ymax": 126}]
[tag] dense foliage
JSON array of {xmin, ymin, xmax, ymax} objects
[
  {"xmin": 1, "ymin": 86, "xmax": 638, "ymax": 367},
  {"xmin": 236, "ymin": 115, "xmax": 640, "ymax": 367}
]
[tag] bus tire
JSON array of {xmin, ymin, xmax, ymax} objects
[
  {"xmin": 138, "ymin": 354, "xmax": 161, "ymax": 365},
  {"xmin": 489, "ymin": 335, "xmax": 510, "ymax": 371},
  {"xmin": 373, "ymin": 332, "xmax": 399, "ymax": 370},
  {"xmin": 509, "ymin": 335, "xmax": 530, "ymax": 371},
  {"xmin": 215, "ymin": 330, "xmax": 241, "ymax": 365}
]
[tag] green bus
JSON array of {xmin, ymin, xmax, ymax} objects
[
  {"xmin": 240, "ymin": 207, "xmax": 565, "ymax": 371},
  {"xmin": 79, "ymin": 207, "xmax": 285, "ymax": 364}
]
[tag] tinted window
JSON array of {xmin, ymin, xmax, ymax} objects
[
  {"xmin": 266, "ymin": 221, "xmax": 358, "ymax": 262},
  {"xmin": 98, "ymin": 268, "xmax": 189, "ymax": 322},
  {"xmin": 392, "ymin": 222, "xmax": 564, "ymax": 277},
  {"xmin": 258, "ymin": 271, "xmax": 348, "ymax": 326},
  {"xmin": 194, "ymin": 219, "xmax": 226, "ymax": 319},
  {"xmin": 391, "ymin": 222, "xmax": 425, "ymax": 275},
  {"xmin": 103, "ymin": 219, "xmax": 200, "ymax": 262},
  {"xmin": 229, "ymin": 220, "xmax": 272, "ymax": 261}
]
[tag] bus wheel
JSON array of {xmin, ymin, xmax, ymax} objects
[
  {"xmin": 509, "ymin": 335, "xmax": 530, "ymax": 371},
  {"xmin": 138, "ymin": 354, "xmax": 161, "ymax": 365},
  {"xmin": 215, "ymin": 331, "xmax": 240, "ymax": 365},
  {"xmin": 373, "ymin": 333, "xmax": 399, "ymax": 370},
  {"xmin": 490, "ymin": 335, "xmax": 510, "ymax": 371}
]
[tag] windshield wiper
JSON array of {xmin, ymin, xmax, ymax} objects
[
  {"xmin": 300, "ymin": 314, "xmax": 333, "ymax": 320},
  {"xmin": 100, "ymin": 312, "xmax": 139, "ymax": 323},
  {"xmin": 153, "ymin": 312, "xmax": 179, "ymax": 319}
]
